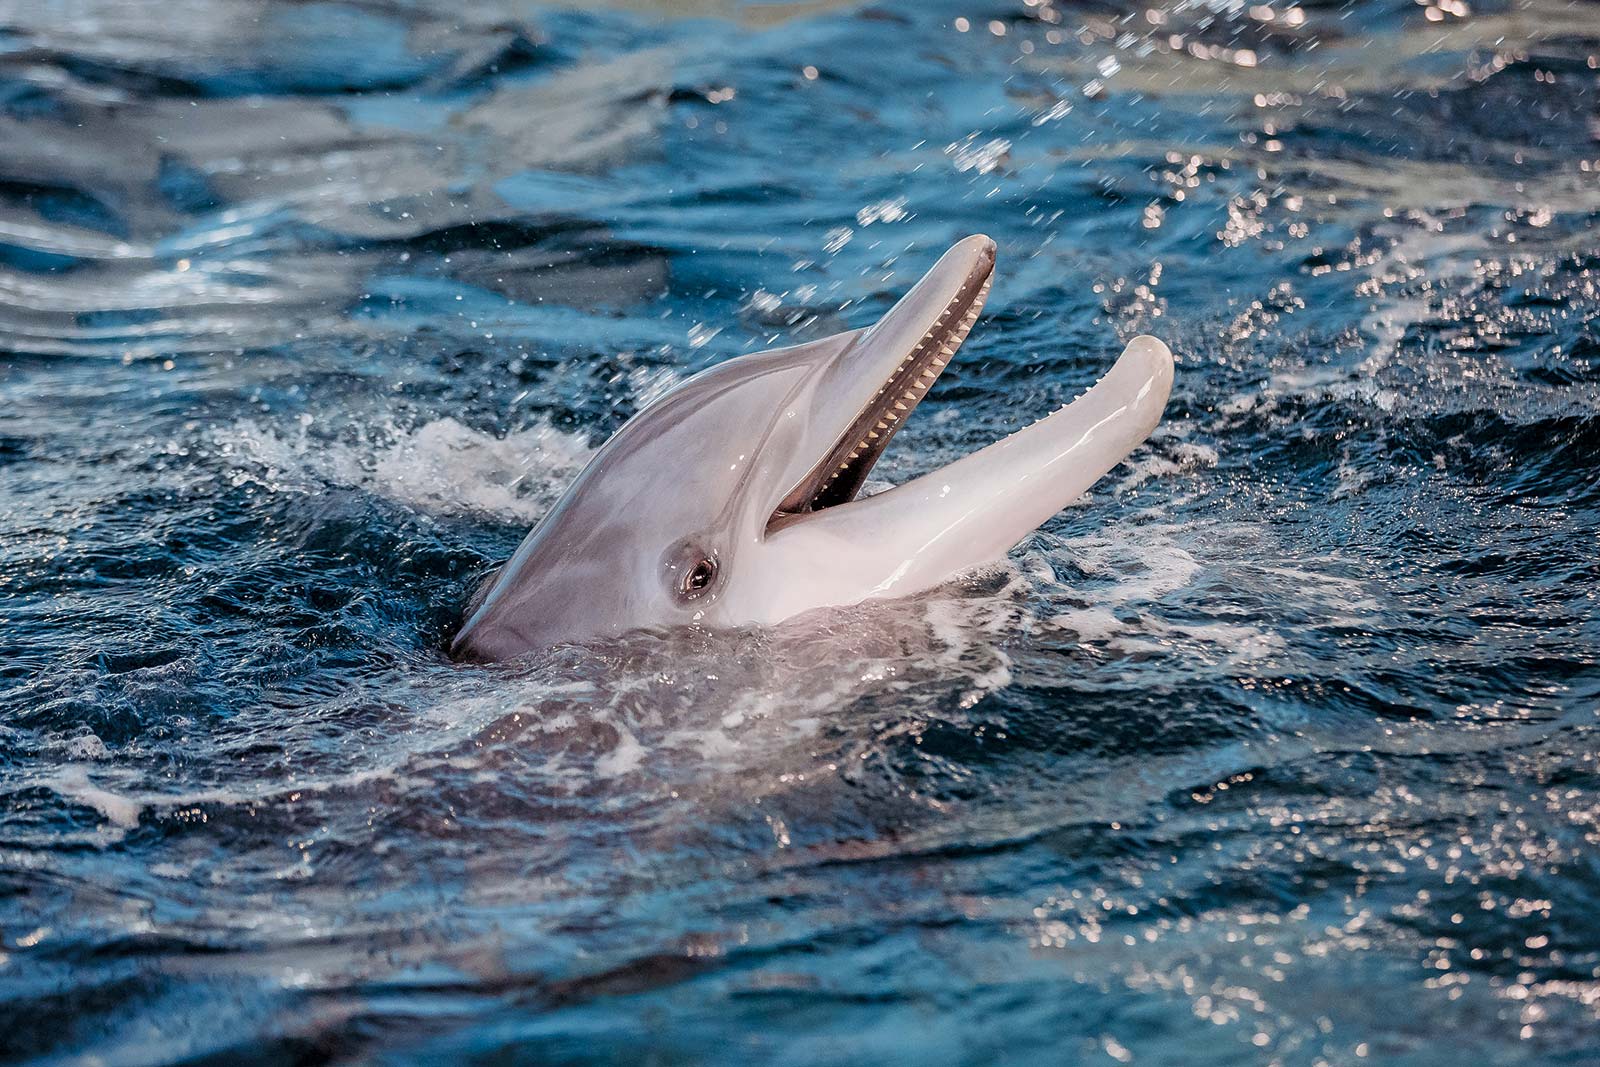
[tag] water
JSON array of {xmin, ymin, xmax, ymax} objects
[{"xmin": 2, "ymin": 0, "xmax": 1597, "ymax": 1062}]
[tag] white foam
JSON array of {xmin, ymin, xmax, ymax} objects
[
  {"xmin": 47, "ymin": 766, "xmax": 142, "ymax": 828},
  {"xmin": 215, "ymin": 416, "xmax": 593, "ymax": 521},
  {"xmin": 1165, "ymin": 620, "xmax": 1285, "ymax": 660},
  {"xmin": 1029, "ymin": 522, "xmax": 1296, "ymax": 668},
  {"xmin": 924, "ymin": 591, "xmax": 1020, "ymax": 701},
  {"xmin": 595, "ymin": 725, "xmax": 646, "ymax": 778},
  {"xmin": 60, "ymin": 734, "xmax": 109, "ymax": 760},
  {"xmin": 1051, "ymin": 529, "xmax": 1204, "ymax": 605},
  {"xmin": 1047, "ymin": 605, "xmax": 1125, "ymax": 642},
  {"xmin": 1113, "ymin": 440, "xmax": 1219, "ymax": 493},
  {"xmin": 1107, "ymin": 617, "xmax": 1286, "ymax": 664}
]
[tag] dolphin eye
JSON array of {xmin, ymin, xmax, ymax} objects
[
  {"xmin": 664, "ymin": 540, "xmax": 720, "ymax": 602},
  {"xmin": 682, "ymin": 557, "xmax": 717, "ymax": 598}
]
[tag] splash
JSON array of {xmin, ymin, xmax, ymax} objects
[{"xmin": 214, "ymin": 415, "xmax": 593, "ymax": 521}]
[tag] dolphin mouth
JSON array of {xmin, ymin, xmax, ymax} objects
[{"xmin": 768, "ymin": 241, "xmax": 995, "ymax": 529}]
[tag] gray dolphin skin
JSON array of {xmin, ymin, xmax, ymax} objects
[{"xmin": 452, "ymin": 235, "xmax": 1174, "ymax": 661}]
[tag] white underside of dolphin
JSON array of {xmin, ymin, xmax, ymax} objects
[{"xmin": 453, "ymin": 236, "xmax": 1174, "ymax": 661}]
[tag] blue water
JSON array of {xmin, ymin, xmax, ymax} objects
[{"xmin": 3, "ymin": 1, "xmax": 1598, "ymax": 1063}]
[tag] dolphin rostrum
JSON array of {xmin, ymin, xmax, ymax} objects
[{"xmin": 452, "ymin": 235, "xmax": 1174, "ymax": 661}]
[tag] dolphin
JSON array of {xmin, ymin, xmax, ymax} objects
[{"xmin": 452, "ymin": 235, "xmax": 1174, "ymax": 661}]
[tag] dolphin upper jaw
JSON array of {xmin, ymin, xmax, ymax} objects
[{"xmin": 764, "ymin": 234, "xmax": 997, "ymax": 531}]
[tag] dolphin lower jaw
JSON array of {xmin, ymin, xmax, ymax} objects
[{"xmin": 768, "ymin": 238, "xmax": 997, "ymax": 529}]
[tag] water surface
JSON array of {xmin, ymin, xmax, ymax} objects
[{"xmin": 2, "ymin": 1, "xmax": 1598, "ymax": 1063}]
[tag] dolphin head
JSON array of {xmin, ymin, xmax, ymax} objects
[{"xmin": 452, "ymin": 235, "xmax": 1174, "ymax": 661}]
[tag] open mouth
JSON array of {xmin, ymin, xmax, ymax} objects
[{"xmin": 768, "ymin": 246, "xmax": 995, "ymax": 529}]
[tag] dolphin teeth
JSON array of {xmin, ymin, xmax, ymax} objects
[{"xmin": 819, "ymin": 262, "xmax": 987, "ymax": 500}]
